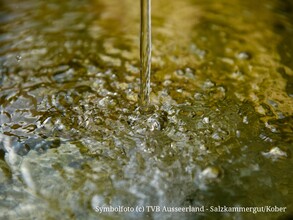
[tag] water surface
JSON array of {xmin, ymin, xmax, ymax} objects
[{"xmin": 0, "ymin": 0, "xmax": 292, "ymax": 219}]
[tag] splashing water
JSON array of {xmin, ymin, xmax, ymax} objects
[
  {"xmin": 140, "ymin": 0, "xmax": 152, "ymax": 107},
  {"xmin": 0, "ymin": 0, "xmax": 292, "ymax": 219}
]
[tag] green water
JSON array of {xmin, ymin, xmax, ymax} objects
[{"xmin": 0, "ymin": 0, "xmax": 292, "ymax": 219}]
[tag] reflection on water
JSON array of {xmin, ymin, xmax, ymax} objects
[{"xmin": 0, "ymin": 0, "xmax": 292, "ymax": 219}]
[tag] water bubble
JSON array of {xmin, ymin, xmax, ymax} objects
[
  {"xmin": 230, "ymin": 70, "xmax": 244, "ymax": 80},
  {"xmin": 147, "ymin": 118, "xmax": 161, "ymax": 131},
  {"xmin": 175, "ymin": 67, "xmax": 195, "ymax": 79},
  {"xmin": 267, "ymin": 99, "xmax": 278, "ymax": 108},
  {"xmin": 16, "ymin": 55, "xmax": 22, "ymax": 62},
  {"xmin": 222, "ymin": 57, "xmax": 234, "ymax": 65},
  {"xmin": 98, "ymin": 97, "xmax": 117, "ymax": 108},
  {"xmin": 236, "ymin": 51, "xmax": 252, "ymax": 60},
  {"xmin": 53, "ymin": 67, "xmax": 74, "ymax": 83},
  {"xmin": 125, "ymin": 62, "xmax": 139, "ymax": 74},
  {"xmin": 277, "ymin": 112, "xmax": 285, "ymax": 119},
  {"xmin": 265, "ymin": 122, "xmax": 278, "ymax": 133},
  {"xmin": 91, "ymin": 195, "xmax": 107, "ymax": 210},
  {"xmin": 199, "ymin": 144, "xmax": 207, "ymax": 151},
  {"xmin": 211, "ymin": 132, "xmax": 221, "ymax": 140},
  {"xmin": 259, "ymin": 133, "xmax": 273, "ymax": 142},
  {"xmin": 163, "ymin": 79, "xmax": 172, "ymax": 87},
  {"xmin": 242, "ymin": 116, "xmax": 249, "ymax": 124},
  {"xmin": 176, "ymin": 88, "xmax": 183, "ymax": 93},
  {"xmin": 202, "ymin": 117, "xmax": 209, "ymax": 124},
  {"xmin": 198, "ymin": 166, "xmax": 222, "ymax": 187},
  {"xmin": 202, "ymin": 80, "xmax": 215, "ymax": 89},
  {"xmin": 190, "ymin": 44, "xmax": 206, "ymax": 58},
  {"xmin": 236, "ymin": 130, "xmax": 241, "ymax": 138},
  {"xmin": 126, "ymin": 92, "xmax": 138, "ymax": 102},
  {"xmin": 194, "ymin": 93, "xmax": 204, "ymax": 100},
  {"xmin": 262, "ymin": 147, "xmax": 288, "ymax": 161},
  {"xmin": 175, "ymin": 69, "xmax": 184, "ymax": 76},
  {"xmin": 146, "ymin": 112, "xmax": 167, "ymax": 131}
]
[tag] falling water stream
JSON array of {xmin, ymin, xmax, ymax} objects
[
  {"xmin": 0, "ymin": 0, "xmax": 293, "ymax": 219},
  {"xmin": 140, "ymin": 0, "xmax": 152, "ymax": 107}
]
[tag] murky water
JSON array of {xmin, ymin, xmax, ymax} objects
[{"xmin": 0, "ymin": 0, "xmax": 292, "ymax": 219}]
